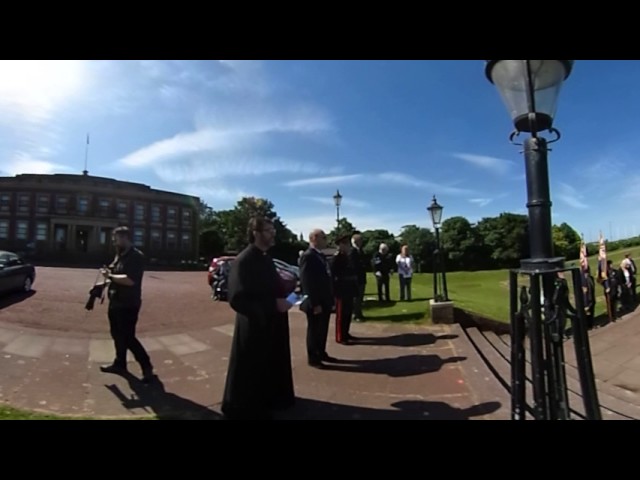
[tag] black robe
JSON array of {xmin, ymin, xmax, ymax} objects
[{"xmin": 221, "ymin": 244, "xmax": 295, "ymax": 419}]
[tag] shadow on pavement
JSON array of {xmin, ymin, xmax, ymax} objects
[
  {"xmin": 322, "ymin": 354, "xmax": 467, "ymax": 377},
  {"xmin": 278, "ymin": 397, "xmax": 502, "ymax": 420},
  {"xmin": 0, "ymin": 290, "xmax": 36, "ymax": 310},
  {"xmin": 353, "ymin": 333, "xmax": 458, "ymax": 347},
  {"xmin": 105, "ymin": 373, "xmax": 223, "ymax": 420}
]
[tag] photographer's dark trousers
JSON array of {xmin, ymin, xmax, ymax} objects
[
  {"xmin": 306, "ymin": 310, "xmax": 330, "ymax": 364},
  {"xmin": 108, "ymin": 305, "xmax": 152, "ymax": 371},
  {"xmin": 376, "ymin": 274, "xmax": 390, "ymax": 302}
]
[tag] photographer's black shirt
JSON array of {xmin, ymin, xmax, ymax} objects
[{"xmin": 108, "ymin": 247, "xmax": 144, "ymax": 308}]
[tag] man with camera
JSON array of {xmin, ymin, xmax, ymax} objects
[{"xmin": 99, "ymin": 226, "xmax": 154, "ymax": 384}]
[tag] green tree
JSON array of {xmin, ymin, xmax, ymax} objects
[
  {"xmin": 476, "ymin": 213, "xmax": 529, "ymax": 269},
  {"xmin": 440, "ymin": 216, "xmax": 477, "ymax": 270},
  {"xmin": 552, "ymin": 222, "xmax": 581, "ymax": 260}
]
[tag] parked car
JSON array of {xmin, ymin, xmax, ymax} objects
[
  {"xmin": 207, "ymin": 255, "xmax": 300, "ymax": 301},
  {"xmin": 0, "ymin": 251, "xmax": 36, "ymax": 295}
]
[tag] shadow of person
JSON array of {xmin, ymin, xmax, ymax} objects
[
  {"xmin": 353, "ymin": 333, "xmax": 458, "ymax": 347},
  {"xmin": 105, "ymin": 373, "xmax": 223, "ymax": 420},
  {"xmin": 277, "ymin": 397, "xmax": 502, "ymax": 420},
  {"xmin": 322, "ymin": 354, "xmax": 467, "ymax": 377},
  {"xmin": 0, "ymin": 290, "xmax": 36, "ymax": 310}
]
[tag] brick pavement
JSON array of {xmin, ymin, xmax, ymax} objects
[{"xmin": 0, "ymin": 267, "xmax": 509, "ymax": 420}]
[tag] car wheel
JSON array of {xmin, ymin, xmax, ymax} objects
[{"xmin": 23, "ymin": 276, "xmax": 33, "ymax": 292}]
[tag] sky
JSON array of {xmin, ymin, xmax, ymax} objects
[{"xmin": 0, "ymin": 59, "xmax": 638, "ymax": 242}]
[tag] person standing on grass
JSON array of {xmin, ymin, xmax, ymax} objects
[
  {"xmin": 349, "ymin": 233, "xmax": 368, "ymax": 321},
  {"xmin": 396, "ymin": 245, "xmax": 414, "ymax": 302},
  {"xmin": 372, "ymin": 243, "xmax": 392, "ymax": 303}
]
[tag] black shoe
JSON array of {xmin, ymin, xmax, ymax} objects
[
  {"xmin": 347, "ymin": 334, "xmax": 358, "ymax": 341},
  {"xmin": 100, "ymin": 364, "xmax": 128, "ymax": 375},
  {"xmin": 308, "ymin": 360, "xmax": 325, "ymax": 369},
  {"xmin": 322, "ymin": 353, "xmax": 338, "ymax": 362}
]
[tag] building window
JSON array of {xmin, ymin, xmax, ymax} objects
[
  {"xmin": 17, "ymin": 194, "xmax": 30, "ymax": 214},
  {"xmin": 151, "ymin": 206, "xmax": 162, "ymax": 223},
  {"xmin": 134, "ymin": 203, "xmax": 146, "ymax": 222},
  {"xmin": 77, "ymin": 196, "xmax": 90, "ymax": 215},
  {"xmin": 0, "ymin": 220, "xmax": 8, "ymax": 239},
  {"xmin": 37, "ymin": 194, "xmax": 50, "ymax": 214},
  {"xmin": 16, "ymin": 221, "xmax": 28, "ymax": 240},
  {"xmin": 150, "ymin": 230, "xmax": 162, "ymax": 250},
  {"xmin": 117, "ymin": 200, "xmax": 129, "ymax": 221},
  {"xmin": 167, "ymin": 207, "xmax": 177, "ymax": 225},
  {"xmin": 167, "ymin": 231, "xmax": 177, "ymax": 250},
  {"xmin": 0, "ymin": 194, "xmax": 10, "ymax": 213},
  {"xmin": 99, "ymin": 227, "xmax": 112, "ymax": 246},
  {"xmin": 36, "ymin": 222, "xmax": 48, "ymax": 241},
  {"xmin": 182, "ymin": 209, "xmax": 192, "ymax": 227},
  {"xmin": 99, "ymin": 199, "xmax": 111, "ymax": 217},
  {"xmin": 133, "ymin": 228, "xmax": 145, "ymax": 247},
  {"xmin": 181, "ymin": 232, "xmax": 191, "ymax": 250},
  {"xmin": 56, "ymin": 196, "xmax": 69, "ymax": 214}
]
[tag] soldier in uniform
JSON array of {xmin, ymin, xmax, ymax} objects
[{"xmin": 331, "ymin": 234, "xmax": 358, "ymax": 345}]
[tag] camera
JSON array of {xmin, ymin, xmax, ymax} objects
[{"xmin": 85, "ymin": 282, "xmax": 106, "ymax": 311}]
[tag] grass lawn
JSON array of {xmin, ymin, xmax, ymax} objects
[{"xmin": 362, "ymin": 245, "xmax": 640, "ymax": 324}]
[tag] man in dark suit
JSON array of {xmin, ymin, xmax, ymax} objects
[
  {"xmin": 299, "ymin": 229, "xmax": 336, "ymax": 368},
  {"xmin": 349, "ymin": 233, "xmax": 368, "ymax": 321}
]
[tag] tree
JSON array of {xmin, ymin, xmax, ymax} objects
[
  {"xmin": 440, "ymin": 216, "xmax": 477, "ymax": 270},
  {"xmin": 552, "ymin": 222, "xmax": 581, "ymax": 260},
  {"xmin": 398, "ymin": 225, "xmax": 435, "ymax": 273},
  {"xmin": 476, "ymin": 213, "xmax": 529, "ymax": 269}
]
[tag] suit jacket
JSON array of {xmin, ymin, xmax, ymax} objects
[
  {"xmin": 299, "ymin": 247, "xmax": 334, "ymax": 313},
  {"xmin": 348, "ymin": 246, "xmax": 368, "ymax": 285}
]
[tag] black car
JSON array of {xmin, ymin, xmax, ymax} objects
[{"xmin": 0, "ymin": 251, "xmax": 36, "ymax": 295}]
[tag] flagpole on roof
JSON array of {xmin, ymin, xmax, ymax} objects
[{"xmin": 83, "ymin": 133, "xmax": 90, "ymax": 176}]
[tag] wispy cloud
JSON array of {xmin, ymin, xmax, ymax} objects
[
  {"xmin": 302, "ymin": 196, "xmax": 370, "ymax": 208},
  {"xmin": 556, "ymin": 182, "xmax": 588, "ymax": 209},
  {"xmin": 452, "ymin": 153, "xmax": 514, "ymax": 175},
  {"xmin": 179, "ymin": 184, "xmax": 254, "ymax": 203},
  {"xmin": 284, "ymin": 174, "xmax": 364, "ymax": 187},
  {"xmin": 0, "ymin": 152, "xmax": 71, "ymax": 176},
  {"xmin": 469, "ymin": 198, "xmax": 493, "ymax": 207},
  {"xmin": 285, "ymin": 171, "xmax": 474, "ymax": 196}
]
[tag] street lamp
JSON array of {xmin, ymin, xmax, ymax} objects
[
  {"xmin": 427, "ymin": 195, "xmax": 448, "ymax": 302},
  {"xmin": 486, "ymin": 60, "xmax": 600, "ymax": 421},
  {"xmin": 333, "ymin": 189, "xmax": 342, "ymax": 227}
]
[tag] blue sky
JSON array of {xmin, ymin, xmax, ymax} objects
[{"xmin": 0, "ymin": 60, "xmax": 638, "ymax": 242}]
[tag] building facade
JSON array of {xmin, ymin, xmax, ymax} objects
[{"xmin": 0, "ymin": 173, "xmax": 200, "ymax": 265}]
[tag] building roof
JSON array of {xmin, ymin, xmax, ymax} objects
[{"xmin": 0, "ymin": 173, "xmax": 199, "ymax": 203}]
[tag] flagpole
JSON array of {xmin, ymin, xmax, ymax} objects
[{"xmin": 83, "ymin": 133, "xmax": 90, "ymax": 176}]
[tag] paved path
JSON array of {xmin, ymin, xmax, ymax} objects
[{"xmin": 0, "ymin": 268, "xmax": 508, "ymax": 420}]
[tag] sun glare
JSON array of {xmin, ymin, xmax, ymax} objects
[{"xmin": 0, "ymin": 60, "xmax": 85, "ymax": 112}]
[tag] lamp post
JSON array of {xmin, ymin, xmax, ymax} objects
[
  {"xmin": 333, "ymin": 189, "xmax": 342, "ymax": 227},
  {"xmin": 486, "ymin": 60, "xmax": 600, "ymax": 420},
  {"xmin": 427, "ymin": 195, "xmax": 448, "ymax": 302}
]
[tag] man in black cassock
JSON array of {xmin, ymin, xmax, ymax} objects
[
  {"xmin": 221, "ymin": 217, "xmax": 294, "ymax": 420},
  {"xmin": 299, "ymin": 229, "xmax": 336, "ymax": 368}
]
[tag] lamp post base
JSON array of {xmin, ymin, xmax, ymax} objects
[{"xmin": 430, "ymin": 299, "xmax": 455, "ymax": 324}]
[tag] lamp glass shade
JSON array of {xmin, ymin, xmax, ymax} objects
[
  {"xmin": 486, "ymin": 60, "xmax": 573, "ymax": 132},
  {"xmin": 333, "ymin": 190, "xmax": 342, "ymax": 207},
  {"xmin": 427, "ymin": 197, "xmax": 443, "ymax": 227}
]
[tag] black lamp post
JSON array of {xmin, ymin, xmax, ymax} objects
[
  {"xmin": 427, "ymin": 195, "xmax": 448, "ymax": 302},
  {"xmin": 486, "ymin": 60, "xmax": 600, "ymax": 420},
  {"xmin": 333, "ymin": 189, "xmax": 342, "ymax": 227}
]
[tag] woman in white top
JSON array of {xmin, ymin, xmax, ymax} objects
[{"xmin": 396, "ymin": 245, "xmax": 414, "ymax": 301}]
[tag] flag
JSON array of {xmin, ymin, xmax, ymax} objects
[
  {"xmin": 597, "ymin": 232, "xmax": 608, "ymax": 283},
  {"xmin": 579, "ymin": 236, "xmax": 589, "ymax": 273}
]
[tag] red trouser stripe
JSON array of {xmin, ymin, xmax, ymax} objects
[{"xmin": 335, "ymin": 298, "xmax": 342, "ymax": 343}]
